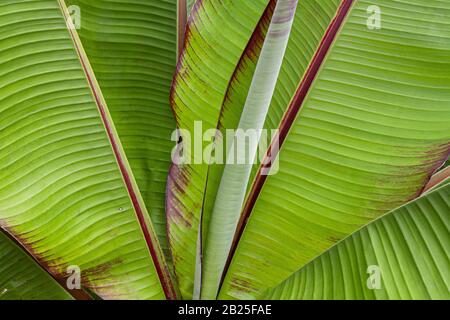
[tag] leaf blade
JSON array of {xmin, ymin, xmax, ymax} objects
[
  {"xmin": 264, "ymin": 184, "xmax": 450, "ymax": 300},
  {"xmin": 220, "ymin": 0, "xmax": 450, "ymax": 299},
  {"xmin": 201, "ymin": 0, "xmax": 299, "ymax": 300},
  {"xmin": 0, "ymin": 231, "xmax": 73, "ymax": 300},
  {"xmin": 65, "ymin": 0, "xmax": 178, "ymax": 263},
  {"xmin": 0, "ymin": 0, "xmax": 175, "ymax": 299},
  {"xmin": 166, "ymin": 0, "xmax": 272, "ymax": 299}
]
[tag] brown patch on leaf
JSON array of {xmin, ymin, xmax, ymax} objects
[
  {"xmin": 327, "ymin": 236, "xmax": 342, "ymax": 244},
  {"xmin": 166, "ymin": 158, "xmax": 194, "ymax": 229},
  {"xmin": 170, "ymin": 0, "xmax": 205, "ymax": 127},
  {"xmin": 228, "ymin": 277, "xmax": 256, "ymax": 295},
  {"xmin": 80, "ymin": 258, "xmax": 123, "ymax": 286},
  {"xmin": 0, "ymin": 221, "xmax": 92, "ymax": 300}
]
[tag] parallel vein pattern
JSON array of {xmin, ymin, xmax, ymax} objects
[
  {"xmin": 0, "ymin": 232, "xmax": 72, "ymax": 300},
  {"xmin": 201, "ymin": 0, "xmax": 276, "ymax": 260},
  {"xmin": 264, "ymin": 0, "xmax": 342, "ymax": 131},
  {"xmin": 265, "ymin": 184, "xmax": 450, "ymax": 300},
  {"xmin": 65, "ymin": 0, "xmax": 178, "ymax": 258},
  {"xmin": 220, "ymin": 0, "xmax": 450, "ymax": 299},
  {"xmin": 201, "ymin": 0, "xmax": 299, "ymax": 299},
  {"xmin": 0, "ymin": 0, "xmax": 165, "ymax": 300},
  {"xmin": 167, "ymin": 0, "xmax": 270, "ymax": 299},
  {"xmin": 198, "ymin": 2, "xmax": 342, "ymax": 296}
]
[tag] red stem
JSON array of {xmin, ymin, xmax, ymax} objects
[
  {"xmin": 223, "ymin": 0, "xmax": 355, "ymax": 282},
  {"xmin": 60, "ymin": 1, "xmax": 178, "ymax": 300}
]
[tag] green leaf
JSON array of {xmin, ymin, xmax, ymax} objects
[
  {"xmin": 199, "ymin": 0, "xmax": 276, "ymax": 270},
  {"xmin": 220, "ymin": 0, "xmax": 450, "ymax": 299},
  {"xmin": 0, "ymin": 0, "xmax": 176, "ymax": 299},
  {"xmin": 0, "ymin": 232, "xmax": 72, "ymax": 300},
  {"xmin": 199, "ymin": 0, "xmax": 342, "ymax": 299},
  {"xmin": 201, "ymin": 0, "xmax": 299, "ymax": 300},
  {"xmin": 167, "ymin": 0, "xmax": 271, "ymax": 299},
  {"xmin": 264, "ymin": 184, "xmax": 450, "ymax": 300},
  {"xmin": 168, "ymin": 0, "xmax": 349, "ymax": 299},
  {"xmin": 64, "ymin": 0, "xmax": 178, "ymax": 261},
  {"xmin": 249, "ymin": 0, "xmax": 342, "ymax": 185},
  {"xmin": 167, "ymin": 0, "xmax": 342, "ymax": 299}
]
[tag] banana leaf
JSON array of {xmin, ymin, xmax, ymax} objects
[
  {"xmin": 264, "ymin": 183, "xmax": 450, "ymax": 300},
  {"xmin": 0, "ymin": 0, "xmax": 178, "ymax": 300},
  {"xmin": 168, "ymin": 0, "xmax": 450, "ymax": 300}
]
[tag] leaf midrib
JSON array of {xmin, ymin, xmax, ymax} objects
[
  {"xmin": 219, "ymin": 0, "xmax": 356, "ymax": 292},
  {"xmin": 0, "ymin": 0, "xmax": 178, "ymax": 300},
  {"xmin": 194, "ymin": 0, "xmax": 277, "ymax": 298},
  {"xmin": 57, "ymin": 0, "xmax": 179, "ymax": 299},
  {"xmin": 0, "ymin": 225, "xmax": 92, "ymax": 300}
]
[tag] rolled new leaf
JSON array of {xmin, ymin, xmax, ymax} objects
[
  {"xmin": 167, "ymin": 0, "xmax": 271, "ymax": 299},
  {"xmin": 221, "ymin": 0, "xmax": 450, "ymax": 299},
  {"xmin": 201, "ymin": 0, "xmax": 299, "ymax": 300}
]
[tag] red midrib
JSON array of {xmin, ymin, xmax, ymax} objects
[
  {"xmin": 203, "ymin": 0, "xmax": 277, "ymax": 295},
  {"xmin": 223, "ymin": 0, "xmax": 355, "ymax": 281},
  {"xmin": 63, "ymin": 10, "xmax": 178, "ymax": 300},
  {"xmin": 422, "ymin": 165, "xmax": 450, "ymax": 194},
  {"xmin": 0, "ymin": 226, "xmax": 93, "ymax": 300}
]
